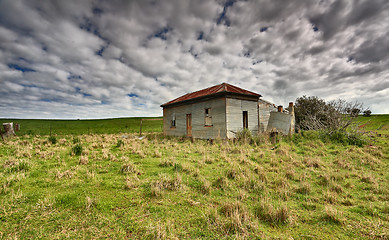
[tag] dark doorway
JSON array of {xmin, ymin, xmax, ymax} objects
[{"xmin": 243, "ymin": 111, "xmax": 248, "ymax": 129}]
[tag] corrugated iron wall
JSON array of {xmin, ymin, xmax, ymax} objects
[
  {"xmin": 226, "ymin": 98, "xmax": 259, "ymax": 138},
  {"xmin": 163, "ymin": 97, "xmax": 227, "ymax": 139}
]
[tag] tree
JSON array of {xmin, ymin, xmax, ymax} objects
[
  {"xmin": 294, "ymin": 96, "xmax": 364, "ymax": 133},
  {"xmin": 363, "ymin": 109, "xmax": 372, "ymax": 117}
]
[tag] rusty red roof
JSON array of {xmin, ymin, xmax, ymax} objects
[{"xmin": 161, "ymin": 83, "xmax": 261, "ymax": 107}]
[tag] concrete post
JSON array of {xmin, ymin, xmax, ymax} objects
[{"xmin": 288, "ymin": 102, "xmax": 295, "ymax": 136}]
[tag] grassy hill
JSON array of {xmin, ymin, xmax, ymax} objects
[
  {"xmin": 355, "ymin": 114, "xmax": 389, "ymax": 134},
  {"xmin": 0, "ymin": 116, "xmax": 388, "ymax": 239},
  {"xmin": 0, "ymin": 117, "xmax": 163, "ymax": 135}
]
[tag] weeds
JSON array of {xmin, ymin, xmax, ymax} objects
[
  {"xmin": 322, "ymin": 206, "xmax": 344, "ymax": 225},
  {"xmin": 120, "ymin": 162, "xmax": 138, "ymax": 174},
  {"xmin": 150, "ymin": 174, "xmax": 182, "ymax": 197},
  {"xmin": 72, "ymin": 144, "xmax": 83, "ymax": 156},
  {"xmin": 48, "ymin": 136, "xmax": 57, "ymax": 144},
  {"xmin": 254, "ymin": 199, "xmax": 290, "ymax": 225}
]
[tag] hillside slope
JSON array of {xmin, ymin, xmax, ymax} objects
[{"xmin": 0, "ymin": 131, "xmax": 388, "ymax": 239}]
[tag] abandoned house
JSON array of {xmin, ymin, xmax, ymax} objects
[{"xmin": 160, "ymin": 83, "xmax": 295, "ymax": 139}]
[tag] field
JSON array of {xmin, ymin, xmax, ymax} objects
[
  {"xmin": 0, "ymin": 116, "xmax": 388, "ymax": 239},
  {"xmin": 0, "ymin": 117, "xmax": 163, "ymax": 136}
]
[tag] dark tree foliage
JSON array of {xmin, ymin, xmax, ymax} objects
[
  {"xmin": 294, "ymin": 96, "xmax": 364, "ymax": 132},
  {"xmin": 363, "ymin": 109, "xmax": 372, "ymax": 117}
]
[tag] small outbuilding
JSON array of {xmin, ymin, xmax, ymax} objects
[{"xmin": 161, "ymin": 83, "xmax": 294, "ymax": 139}]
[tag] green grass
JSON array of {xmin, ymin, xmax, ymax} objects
[
  {"xmin": 355, "ymin": 114, "xmax": 389, "ymax": 134},
  {"xmin": 0, "ymin": 116, "xmax": 388, "ymax": 239},
  {"xmin": 0, "ymin": 117, "xmax": 163, "ymax": 136}
]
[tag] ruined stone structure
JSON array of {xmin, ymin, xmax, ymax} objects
[
  {"xmin": 161, "ymin": 83, "xmax": 295, "ymax": 139},
  {"xmin": 1, "ymin": 122, "xmax": 16, "ymax": 140}
]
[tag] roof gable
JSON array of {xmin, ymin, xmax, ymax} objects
[{"xmin": 161, "ymin": 83, "xmax": 261, "ymax": 107}]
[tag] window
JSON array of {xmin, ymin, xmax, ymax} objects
[
  {"xmin": 205, "ymin": 108, "xmax": 212, "ymax": 126},
  {"xmin": 171, "ymin": 113, "xmax": 176, "ymax": 127}
]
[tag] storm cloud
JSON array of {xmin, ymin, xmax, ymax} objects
[{"xmin": 0, "ymin": 0, "xmax": 388, "ymax": 118}]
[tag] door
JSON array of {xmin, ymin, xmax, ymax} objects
[
  {"xmin": 186, "ymin": 114, "xmax": 192, "ymax": 137},
  {"xmin": 243, "ymin": 111, "xmax": 248, "ymax": 129}
]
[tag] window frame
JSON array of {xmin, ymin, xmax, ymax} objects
[{"xmin": 204, "ymin": 108, "xmax": 213, "ymax": 127}]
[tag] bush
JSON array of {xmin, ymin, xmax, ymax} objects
[
  {"xmin": 48, "ymin": 136, "xmax": 57, "ymax": 144},
  {"xmin": 320, "ymin": 130, "xmax": 366, "ymax": 147},
  {"xmin": 116, "ymin": 139, "xmax": 124, "ymax": 148},
  {"xmin": 73, "ymin": 137, "xmax": 81, "ymax": 144},
  {"xmin": 363, "ymin": 110, "xmax": 372, "ymax": 117},
  {"xmin": 295, "ymin": 96, "xmax": 364, "ymax": 132},
  {"xmin": 235, "ymin": 128, "xmax": 254, "ymax": 144},
  {"xmin": 72, "ymin": 144, "xmax": 83, "ymax": 156}
]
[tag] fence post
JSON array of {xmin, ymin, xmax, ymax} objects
[{"xmin": 139, "ymin": 119, "xmax": 143, "ymax": 136}]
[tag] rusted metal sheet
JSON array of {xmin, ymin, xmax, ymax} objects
[{"xmin": 161, "ymin": 83, "xmax": 261, "ymax": 107}]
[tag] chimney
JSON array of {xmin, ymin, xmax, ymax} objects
[
  {"xmin": 278, "ymin": 105, "xmax": 283, "ymax": 112},
  {"xmin": 288, "ymin": 102, "xmax": 294, "ymax": 113}
]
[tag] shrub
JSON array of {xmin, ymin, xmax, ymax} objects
[
  {"xmin": 48, "ymin": 136, "xmax": 57, "ymax": 144},
  {"xmin": 295, "ymin": 96, "xmax": 364, "ymax": 131},
  {"xmin": 72, "ymin": 144, "xmax": 83, "ymax": 156},
  {"xmin": 363, "ymin": 110, "xmax": 372, "ymax": 117},
  {"xmin": 320, "ymin": 130, "xmax": 366, "ymax": 147},
  {"xmin": 235, "ymin": 128, "xmax": 254, "ymax": 144},
  {"xmin": 116, "ymin": 139, "xmax": 124, "ymax": 148},
  {"xmin": 73, "ymin": 137, "xmax": 81, "ymax": 144}
]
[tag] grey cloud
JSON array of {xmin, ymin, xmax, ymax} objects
[
  {"xmin": 352, "ymin": 34, "xmax": 389, "ymax": 63},
  {"xmin": 0, "ymin": 0, "xmax": 388, "ymax": 118}
]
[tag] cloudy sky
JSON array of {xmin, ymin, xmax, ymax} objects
[{"xmin": 0, "ymin": 0, "xmax": 388, "ymax": 119}]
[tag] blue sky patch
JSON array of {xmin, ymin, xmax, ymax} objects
[
  {"xmin": 8, "ymin": 63, "xmax": 35, "ymax": 72},
  {"xmin": 128, "ymin": 93, "xmax": 139, "ymax": 98},
  {"xmin": 153, "ymin": 27, "xmax": 171, "ymax": 40},
  {"xmin": 217, "ymin": 0, "xmax": 235, "ymax": 26},
  {"xmin": 197, "ymin": 32, "xmax": 204, "ymax": 40}
]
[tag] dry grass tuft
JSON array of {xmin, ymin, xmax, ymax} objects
[
  {"xmin": 56, "ymin": 170, "xmax": 74, "ymax": 179},
  {"xmin": 213, "ymin": 176, "xmax": 229, "ymax": 190},
  {"xmin": 295, "ymin": 182, "xmax": 311, "ymax": 195},
  {"xmin": 361, "ymin": 175, "xmax": 376, "ymax": 184},
  {"xmin": 333, "ymin": 158, "xmax": 352, "ymax": 169},
  {"xmin": 254, "ymin": 198, "xmax": 290, "ymax": 225},
  {"xmin": 125, "ymin": 175, "xmax": 140, "ymax": 189},
  {"xmin": 322, "ymin": 206, "xmax": 344, "ymax": 225},
  {"xmin": 79, "ymin": 155, "xmax": 89, "ymax": 165},
  {"xmin": 304, "ymin": 157, "xmax": 322, "ymax": 168},
  {"xmin": 121, "ymin": 162, "xmax": 138, "ymax": 174},
  {"xmin": 324, "ymin": 191, "xmax": 337, "ymax": 204},
  {"xmin": 159, "ymin": 158, "xmax": 174, "ymax": 167},
  {"xmin": 85, "ymin": 196, "xmax": 96, "ymax": 210},
  {"xmin": 219, "ymin": 201, "xmax": 251, "ymax": 233},
  {"xmin": 150, "ymin": 174, "xmax": 182, "ymax": 197},
  {"xmin": 198, "ymin": 177, "xmax": 211, "ymax": 195}
]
